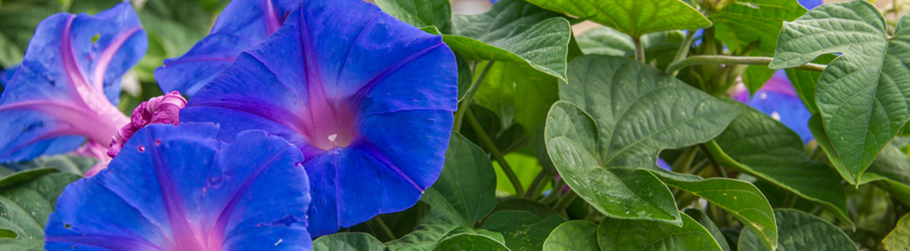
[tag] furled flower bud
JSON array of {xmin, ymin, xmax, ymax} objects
[{"xmin": 106, "ymin": 91, "xmax": 187, "ymax": 158}]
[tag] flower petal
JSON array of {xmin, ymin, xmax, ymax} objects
[
  {"xmin": 182, "ymin": 0, "xmax": 457, "ymax": 236},
  {"xmin": 0, "ymin": 3, "xmax": 145, "ymax": 162},
  {"xmin": 155, "ymin": 0, "xmax": 301, "ymax": 96},
  {"xmin": 45, "ymin": 123, "xmax": 312, "ymax": 250}
]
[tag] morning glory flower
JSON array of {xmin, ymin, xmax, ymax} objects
[
  {"xmin": 45, "ymin": 123, "xmax": 312, "ymax": 250},
  {"xmin": 180, "ymin": 0, "xmax": 457, "ymax": 236},
  {"xmin": 0, "ymin": 3, "xmax": 146, "ymax": 163},
  {"xmin": 733, "ymin": 70, "xmax": 813, "ymax": 142},
  {"xmin": 154, "ymin": 0, "xmax": 301, "ymax": 96}
]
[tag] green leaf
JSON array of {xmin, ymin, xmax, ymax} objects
[
  {"xmin": 558, "ymin": 55, "xmax": 738, "ymax": 169},
  {"xmin": 742, "ymin": 65, "xmax": 775, "ymax": 95},
  {"xmin": 387, "ymin": 133, "xmax": 497, "ymax": 251},
  {"xmin": 0, "ymin": 154, "xmax": 97, "ymax": 177},
  {"xmin": 712, "ymin": 103, "xmax": 851, "ymax": 225},
  {"xmin": 656, "ymin": 174, "xmax": 777, "ymax": 250},
  {"xmin": 0, "ymin": 0, "xmax": 67, "ymax": 66},
  {"xmin": 684, "ymin": 209, "xmax": 732, "ymax": 251},
  {"xmin": 443, "ymin": 227, "xmax": 505, "ymax": 244},
  {"xmin": 709, "ymin": 0, "xmax": 806, "ymax": 53},
  {"xmin": 884, "ymin": 213, "xmax": 910, "ymax": 251},
  {"xmin": 542, "ymin": 221, "xmax": 599, "ymax": 251},
  {"xmin": 456, "ymin": 53, "xmax": 472, "ymax": 101},
  {"xmin": 0, "ymin": 170, "xmax": 81, "ymax": 251},
  {"xmin": 313, "ymin": 233, "xmax": 387, "ymax": 251},
  {"xmin": 490, "ymin": 199, "xmax": 560, "ymax": 221},
  {"xmin": 524, "ymin": 0, "xmax": 710, "ymax": 38},
  {"xmin": 738, "ymin": 209, "xmax": 858, "ymax": 251},
  {"xmin": 135, "ymin": 0, "xmax": 220, "ymax": 81},
  {"xmin": 482, "ymin": 210, "xmax": 564, "ymax": 251},
  {"xmin": 449, "ymin": 0, "xmax": 572, "ymax": 81},
  {"xmin": 433, "ymin": 233, "xmax": 511, "ymax": 251},
  {"xmin": 376, "ymin": 0, "xmax": 451, "ymax": 33},
  {"xmin": 783, "ymin": 54, "xmax": 837, "ymax": 114},
  {"xmin": 597, "ymin": 212, "xmax": 723, "ymax": 251},
  {"xmin": 861, "ymin": 143, "xmax": 910, "ymax": 206},
  {"xmin": 769, "ymin": 1, "xmax": 910, "ymax": 184},
  {"xmin": 575, "ymin": 27, "xmax": 685, "ymax": 69},
  {"xmin": 545, "ymin": 101, "xmax": 680, "ymax": 225}
]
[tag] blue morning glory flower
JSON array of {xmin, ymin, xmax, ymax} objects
[
  {"xmin": 180, "ymin": 0, "xmax": 457, "ymax": 236},
  {"xmin": 45, "ymin": 123, "xmax": 312, "ymax": 250},
  {"xmin": 0, "ymin": 3, "xmax": 147, "ymax": 163},
  {"xmin": 0, "ymin": 66, "xmax": 16, "ymax": 86},
  {"xmin": 154, "ymin": 0, "xmax": 301, "ymax": 96},
  {"xmin": 733, "ymin": 70, "xmax": 813, "ymax": 142}
]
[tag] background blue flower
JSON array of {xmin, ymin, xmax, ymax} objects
[
  {"xmin": 0, "ymin": 3, "xmax": 146, "ymax": 163},
  {"xmin": 181, "ymin": 0, "xmax": 458, "ymax": 236},
  {"xmin": 155, "ymin": 0, "xmax": 301, "ymax": 96},
  {"xmin": 45, "ymin": 123, "xmax": 312, "ymax": 250}
]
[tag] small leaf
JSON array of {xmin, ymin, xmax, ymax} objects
[
  {"xmin": 433, "ymin": 233, "xmax": 511, "ymax": 251},
  {"xmin": 738, "ymin": 209, "xmax": 858, "ymax": 251},
  {"xmin": 597, "ymin": 213, "xmax": 723, "ymax": 251},
  {"xmin": 709, "ymin": 0, "xmax": 806, "ymax": 53},
  {"xmin": 713, "ymin": 103, "xmax": 851, "ymax": 225},
  {"xmin": 0, "ymin": 170, "xmax": 81, "ymax": 251},
  {"xmin": 884, "ymin": 213, "xmax": 910, "ymax": 251},
  {"xmin": 450, "ymin": 0, "xmax": 572, "ymax": 81},
  {"xmin": 770, "ymin": 1, "xmax": 910, "ymax": 184},
  {"xmin": 313, "ymin": 232, "xmax": 387, "ymax": 251},
  {"xmin": 376, "ymin": 0, "xmax": 452, "ymax": 33},
  {"xmin": 545, "ymin": 101, "xmax": 681, "ymax": 225},
  {"xmin": 482, "ymin": 210, "xmax": 565, "ymax": 251},
  {"xmin": 656, "ymin": 173, "xmax": 777, "ymax": 250},
  {"xmin": 684, "ymin": 209, "xmax": 732, "ymax": 251},
  {"xmin": 524, "ymin": 0, "xmax": 710, "ymax": 38},
  {"xmin": 542, "ymin": 221, "xmax": 599, "ymax": 251}
]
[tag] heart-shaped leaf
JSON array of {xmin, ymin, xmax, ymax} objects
[
  {"xmin": 884, "ymin": 213, "xmax": 910, "ymax": 250},
  {"xmin": 482, "ymin": 210, "xmax": 564, "ymax": 251},
  {"xmin": 376, "ymin": 0, "xmax": 452, "ymax": 33},
  {"xmin": 770, "ymin": 1, "xmax": 910, "ymax": 184},
  {"xmin": 543, "ymin": 221, "xmax": 599, "ymax": 251},
  {"xmin": 433, "ymin": 233, "xmax": 511, "ymax": 251},
  {"xmin": 545, "ymin": 101, "xmax": 681, "ymax": 225},
  {"xmin": 738, "ymin": 209, "xmax": 857, "ymax": 251},
  {"xmin": 597, "ymin": 212, "xmax": 723, "ymax": 251},
  {"xmin": 524, "ymin": 0, "xmax": 710, "ymax": 38},
  {"xmin": 684, "ymin": 209, "xmax": 732, "ymax": 251},
  {"xmin": 449, "ymin": 0, "xmax": 572, "ymax": 81},
  {"xmin": 0, "ymin": 169, "xmax": 81, "ymax": 251},
  {"xmin": 313, "ymin": 233, "xmax": 387, "ymax": 251},
  {"xmin": 711, "ymin": 102, "xmax": 851, "ymax": 225}
]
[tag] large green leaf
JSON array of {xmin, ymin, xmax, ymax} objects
[
  {"xmin": 542, "ymin": 221, "xmax": 598, "ymax": 251},
  {"xmin": 545, "ymin": 101, "xmax": 680, "ymax": 225},
  {"xmin": 376, "ymin": 0, "xmax": 452, "ymax": 33},
  {"xmin": 769, "ymin": 1, "xmax": 910, "ymax": 184},
  {"xmin": 738, "ymin": 209, "xmax": 857, "ymax": 251},
  {"xmin": 387, "ymin": 133, "xmax": 497, "ymax": 251},
  {"xmin": 558, "ymin": 55, "xmax": 738, "ymax": 170},
  {"xmin": 482, "ymin": 210, "xmax": 564, "ymax": 251},
  {"xmin": 575, "ymin": 27, "xmax": 685, "ymax": 70},
  {"xmin": 709, "ymin": 0, "xmax": 806, "ymax": 53},
  {"xmin": 884, "ymin": 213, "xmax": 910, "ymax": 250},
  {"xmin": 597, "ymin": 212, "xmax": 723, "ymax": 251},
  {"xmin": 524, "ymin": 0, "xmax": 710, "ymax": 38},
  {"xmin": 656, "ymin": 173, "xmax": 777, "ymax": 250},
  {"xmin": 712, "ymin": 102, "xmax": 850, "ymax": 225},
  {"xmin": 449, "ymin": 0, "xmax": 571, "ymax": 81},
  {"xmin": 433, "ymin": 233, "xmax": 511, "ymax": 251},
  {"xmin": 0, "ymin": 169, "xmax": 81, "ymax": 251},
  {"xmin": 684, "ymin": 209, "xmax": 732, "ymax": 251},
  {"xmin": 313, "ymin": 233, "xmax": 387, "ymax": 251}
]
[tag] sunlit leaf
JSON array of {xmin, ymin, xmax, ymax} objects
[
  {"xmin": 524, "ymin": 0, "xmax": 710, "ymax": 38},
  {"xmin": 542, "ymin": 221, "xmax": 599, "ymax": 251}
]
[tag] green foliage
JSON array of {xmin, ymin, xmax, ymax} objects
[
  {"xmin": 433, "ymin": 233, "xmax": 511, "ymax": 251},
  {"xmin": 884, "ymin": 213, "xmax": 910, "ymax": 251},
  {"xmin": 597, "ymin": 213, "xmax": 724, "ymax": 251},
  {"xmin": 542, "ymin": 221, "xmax": 598, "ymax": 251},
  {"xmin": 524, "ymin": 0, "xmax": 711, "ymax": 38},
  {"xmin": 738, "ymin": 209, "xmax": 858, "ymax": 251},
  {"xmin": 313, "ymin": 233, "xmax": 388, "ymax": 251},
  {"xmin": 0, "ymin": 169, "xmax": 81, "ymax": 251}
]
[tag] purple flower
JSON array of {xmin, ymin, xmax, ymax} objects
[
  {"xmin": 154, "ymin": 0, "xmax": 301, "ymax": 96},
  {"xmin": 733, "ymin": 70, "xmax": 813, "ymax": 142},
  {"xmin": 0, "ymin": 3, "xmax": 146, "ymax": 163},
  {"xmin": 181, "ymin": 0, "xmax": 457, "ymax": 236},
  {"xmin": 45, "ymin": 123, "xmax": 312, "ymax": 250}
]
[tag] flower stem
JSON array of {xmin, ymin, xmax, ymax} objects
[
  {"xmin": 698, "ymin": 143, "xmax": 726, "ymax": 178},
  {"xmin": 665, "ymin": 55, "xmax": 826, "ymax": 74},
  {"xmin": 453, "ymin": 61, "xmax": 495, "ymax": 132},
  {"xmin": 668, "ymin": 30, "xmax": 697, "ymax": 77},
  {"xmin": 553, "ymin": 190, "xmax": 577, "ymax": 212},
  {"xmin": 634, "ymin": 36, "xmax": 645, "ymax": 63},
  {"xmin": 465, "ymin": 108, "xmax": 525, "ymax": 197}
]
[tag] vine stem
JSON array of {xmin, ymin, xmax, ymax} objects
[
  {"xmin": 665, "ymin": 55, "xmax": 826, "ymax": 74},
  {"xmin": 465, "ymin": 109, "xmax": 525, "ymax": 197},
  {"xmin": 525, "ymin": 171, "xmax": 551, "ymax": 199},
  {"xmin": 668, "ymin": 30, "xmax": 697, "ymax": 77},
  {"xmin": 372, "ymin": 217, "xmax": 395, "ymax": 241},
  {"xmin": 698, "ymin": 143, "xmax": 726, "ymax": 178},
  {"xmin": 634, "ymin": 36, "xmax": 645, "ymax": 63},
  {"xmin": 453, "ymin": 61, "xmax": 495, "ymax": 132},
  {"xmin": 553, "ymin": 191, "xmax": 578, "ymax": 212}
]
